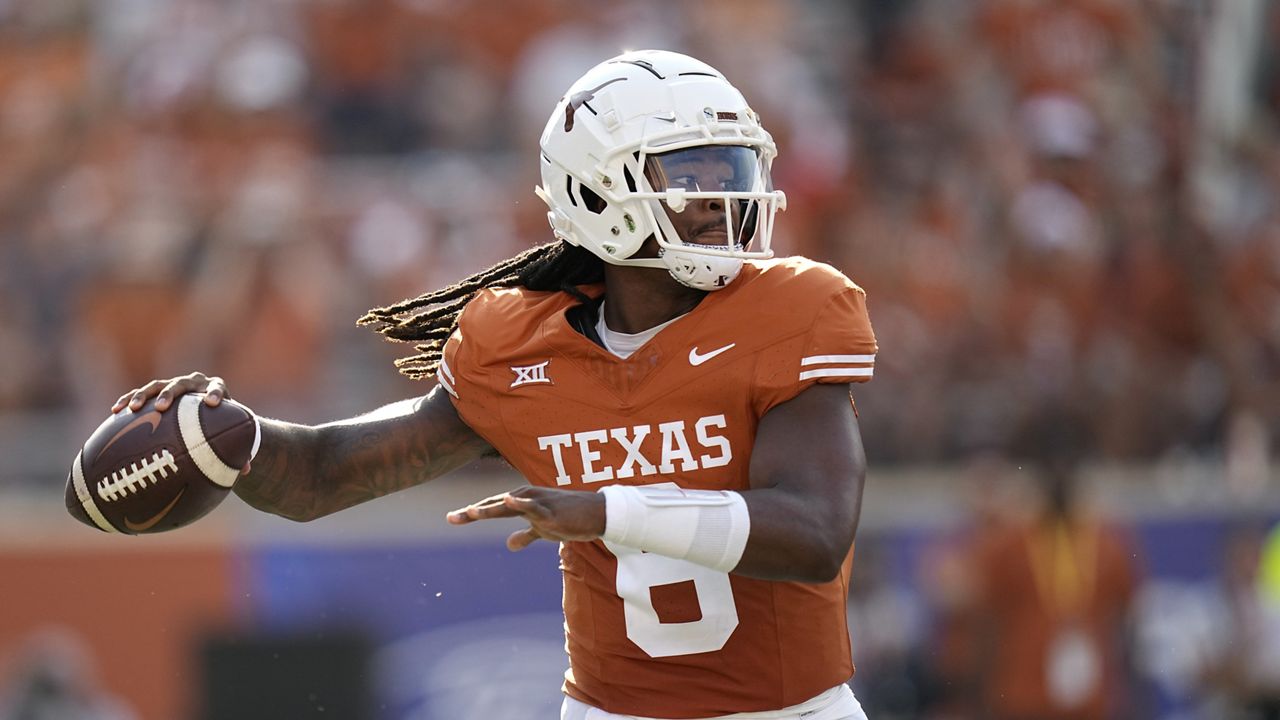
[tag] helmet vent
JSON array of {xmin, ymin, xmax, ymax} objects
[
  {"xmin": 565, "ymin": 175, "xmax": 578, "ymax": 207},
  {"xmin": 616, "ymin": 59, "xmax": 664, "ymax": 79},
  {"xmin": 579, "ymin": 185, "xmax": 607, "ymax": 214}
]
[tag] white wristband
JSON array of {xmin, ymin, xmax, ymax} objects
[{"xmin": 599, "ymin": 484, "xmax": 751, "ymax": 573}]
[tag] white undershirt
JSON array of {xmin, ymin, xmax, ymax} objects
[{"xmin": 595, "ymin": 301, "xmax": 687, "ymax": 359}]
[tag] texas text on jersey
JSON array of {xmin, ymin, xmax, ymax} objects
[{"xmin": 441, "ymin": 256, "xmax": 877, "ymax": 719}]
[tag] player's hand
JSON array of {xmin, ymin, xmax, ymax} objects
[
  {"xmin": 111, "ymin": 372, "xmax": 231, "ymax": 415},
  {"xmin": 447, "ymin": 486, "xmax": 606, "ymax": 551},
  {"xmin": 110, "ymin": 372, "xmax": 250, "ymax": 476}
]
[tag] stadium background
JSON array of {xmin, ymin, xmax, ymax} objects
[{"xmin": 1, "ymin": 0, "xmax": 1279, "ymax": 718}]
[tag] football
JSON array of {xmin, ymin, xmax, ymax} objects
[{"xmin": 65, "ymin": 394, "xmax": 259, "ymax": 534}]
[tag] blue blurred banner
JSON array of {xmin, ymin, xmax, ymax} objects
[
  {"xmin": 243, "ymin": 541, "xmax": 567, "ymax": 720},
  {"xmin": 231, "ymin": 513, "xmax": 1279, "ymax": 720}
]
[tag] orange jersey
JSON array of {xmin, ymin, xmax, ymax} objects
[{"xmin": 441, "ymin": 257, "xmax": 877, "ymax": 718}]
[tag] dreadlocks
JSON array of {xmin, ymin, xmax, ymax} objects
[{"xmin": 357, "ymin": 241, "xmax": 605, "ymax": 380}]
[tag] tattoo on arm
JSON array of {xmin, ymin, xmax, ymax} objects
[{"xmin": 233, "ymin": 390, "xmax": 493, "ymax": 521}]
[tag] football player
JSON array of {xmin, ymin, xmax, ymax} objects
[{"xmin": 116, "ymin": 50, "xmax": 877, "ymax": 719}]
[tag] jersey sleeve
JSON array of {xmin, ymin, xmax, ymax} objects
[
  {"xmin": 753, "ymin": 285, "xmax": 877, "ymax": 415},
  {"xmin": 438, "ymin": 328, "xmax": 465, "ymax": 401},
  {"xmin": 439, "ymin": 318, "xmax": 504, "ymax": 445}
]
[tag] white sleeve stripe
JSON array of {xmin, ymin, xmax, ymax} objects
[
  {"xmin": 437, "ymin": 371, "xmax": 459, "ymax": 398},
  {"xmin": 799, "ymin": 367, "xmax": 874, "ymax": 381},
  {"xmin": 439, "ymin": 356, "xmax": 456, "ymax": 383},
  {"xmin": 801, "ymin": 354, "xmax": 875, "ymax": 366}
]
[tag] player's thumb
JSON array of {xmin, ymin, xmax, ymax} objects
[{"xmin": 506, "ymin": 527, "xmax": 541, "ymax": 551}]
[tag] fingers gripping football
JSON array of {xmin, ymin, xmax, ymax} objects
[
  {"xmin": 112, "ymin": 372, "xmax": 230, "ymax": 415},
  {"xmin": 72, "ymin": 374, "xmax": 260, "ymax": 535},
  {"xmin": 447, "ymin": 486, "xmax": 606, "ymax": 550}
]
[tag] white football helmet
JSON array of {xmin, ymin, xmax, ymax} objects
[{"xmin": 535, "ymin": 49, "xmax": 786, "ymax": 291}]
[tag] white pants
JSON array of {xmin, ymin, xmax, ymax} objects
[{"xmin": 561, "ymin": 683, "xmax": 867, "ymax": 720}]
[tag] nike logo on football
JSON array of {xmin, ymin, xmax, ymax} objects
[
  {"xmin": 96, "ymin": 410, "xmax": 162, "ymax": 463},
  {"xmin": 123, "ymin": 486, "xmax": 185, "ymax": 533},
  {"xmin": 689, "ymin": 343, "xmax": 736, "ymax": 366}
]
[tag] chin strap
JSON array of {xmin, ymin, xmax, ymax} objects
[
  {"xmin": 661, "ymin": 248, "xmax": 743, "ymax": 291},
  {"xmin": 535, "ymin": 186, "xmax": 576, "ymax": 244}
]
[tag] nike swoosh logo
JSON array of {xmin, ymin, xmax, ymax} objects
[
  {"xmin": 96, "ymin": 410, "xmax": 162, "ymax": 463},
  {"xmin": 689, "ymin": 343, "xmax": 736, "ymax": 366},
  {"xmin": 123, "ymin": 487, "xmax": 186, "ymax": 533}
]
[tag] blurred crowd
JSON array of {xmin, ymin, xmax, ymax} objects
[
  {"xmin": 848, "ymin": 456, "xmax": 1280, "ymax": 720},
  {"xmin": 0, "ymin": 0, "xmax": 1278, "ymax": 474}
]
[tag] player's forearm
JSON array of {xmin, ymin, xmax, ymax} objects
[
  {"xmin": 733, "ymin": 483, "xmax": 862, "ymax": 583},
  {"xmin": 732, "ymin": 383, "xmax": 867, "ymax": 582},
  {"xmin": 234, "ymin": 411, "xmax": 483, "ymax": 521},
  {"xmin": 594, "ymin": 465, "xmax": 863, "ymax": 584},
  {"xmin": 233, "ymin": 419, "xmax": 341, "ymax": 521}
]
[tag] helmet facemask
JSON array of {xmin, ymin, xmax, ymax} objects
[{"xmin": 635, "ymin": 144, "xmax": 779, "ymax": 290}]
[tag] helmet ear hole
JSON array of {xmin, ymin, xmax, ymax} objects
[{"xmin": 579, "ymin": 184, "xmax": 607, "ymax": 214}]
